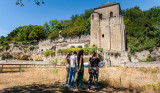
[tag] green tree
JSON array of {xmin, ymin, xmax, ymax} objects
[{"xmin": 16, "ymin": 0, "xmax": 44, "ymax": 7}]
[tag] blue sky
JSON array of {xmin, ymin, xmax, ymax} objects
[{"xmin": 0, "ymin": 0, "xmax": 160, "ymax": 37}]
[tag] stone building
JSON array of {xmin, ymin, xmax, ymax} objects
[{"xmin": 90, "ymin": 3, "xmax": 126, "ymax": 52}]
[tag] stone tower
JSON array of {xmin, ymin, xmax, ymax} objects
[{"xmin": 90, "ymin": 3, "xmax": 126, "ymax": 52}]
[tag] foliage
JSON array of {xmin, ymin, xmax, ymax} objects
[
  {"xmin": 58, "ymin": 47, "xmax": 98, "ymax": 55},
  {"xmin": 16, "ymin": 0, "xmax": 44, "ymax": 7},
  {"xmin": 48, "ymin": 31, "xmax": 59, "ymax": 39},
  {"xmin": 139, "ymin": 54, "xmax": 152, "ymax": 62},
  {"xmin": 123, "ymin": 6, "xmax": 160, "ymax": 53},
  {"xmin": 60, "ymin": 60, "xmax": 66, "ymax": 65},
  {"xmin": 61, "ymin": 9, "xmax": 93, "ymax": 37},
  {"xmin": 83, "ymin": 47, "xmax": 90, "ymax": 55},
  {"xmin": 50, "ymin": 59, "xmax": 58, "ymax": 65},
  {"xmin": 6, "ymin": 25, "xmax": 46, "ymax": 42},
  {"xmin": 1, "ymin": 53, "xmax": 13, "ymax": 60},
  {"xmin": 90, "ymin": 45, "xmax": 97, "ymax": 53},
  {"xmin": 29, "ymin": 45, "xmax": 35, "ymax": 51},
  {"xmin": 44, "ymin": 50, "xmax": 55, "ymax": 57}
]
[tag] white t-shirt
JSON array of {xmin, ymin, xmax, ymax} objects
[{"xmin": 70, "ymin": 55, "xmax": 77, "ymax": 67}]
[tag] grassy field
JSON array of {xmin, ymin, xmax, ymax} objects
[{"xmin": 0, "ymin": 67, "xmax": 160, "ymax": 93}]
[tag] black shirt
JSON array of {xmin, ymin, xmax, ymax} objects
[
  {"xmin": 78, "ymin": 57, "xmax": 84, "ymax": 67},
  {"xmin": 89, "ymin": 57, "xmax": 100, "ymax": 67}
]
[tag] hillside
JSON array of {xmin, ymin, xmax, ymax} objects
[{"xmin": 0, "ymin": 6, "xmax": 160, "ymax": 53}]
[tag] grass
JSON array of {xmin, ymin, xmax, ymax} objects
[{"xmin": 0, "ymin": 67, "xmax": 160, "ymax": 92}]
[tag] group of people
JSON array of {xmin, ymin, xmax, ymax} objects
[{"xmin": 65, "ymin": 49, "xmax": 101, "ymax": 91}]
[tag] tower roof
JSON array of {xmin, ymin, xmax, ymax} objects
[{"xmin": 94, "ymin": 2, "xmax": 120, "ymax": 10}]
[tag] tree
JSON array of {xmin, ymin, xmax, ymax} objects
[
  {"xmin": 48, "ymin": 31, "xmax": 59, "ymax": 39},
  {"xmin": 44, "ymin": 22, "xmax": 50, "ymax": 33},
  {"xmin": 16, "ymin": 0, "xmax": 44, "ymax": 7},
  {"xmin": 49, "ymin": 19, "xmax": 63, "ymax": 32}
]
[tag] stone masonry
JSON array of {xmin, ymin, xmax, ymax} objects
[{"xmin": 90, "ymin": 3, "xmax": 126, "ymax": 52}]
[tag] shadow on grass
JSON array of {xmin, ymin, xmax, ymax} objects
[{"xmin": 0, "ymin": 81, "xmax": 139, "ymax": 93}]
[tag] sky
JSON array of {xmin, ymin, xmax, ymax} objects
[{"xmin": 0, "ymin": 0, "xmax": 160, "ymax": 37}]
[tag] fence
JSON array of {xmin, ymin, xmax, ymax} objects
[{"xmin": 0, "ymin": 64, "xmax": 65, "ymax": 73}]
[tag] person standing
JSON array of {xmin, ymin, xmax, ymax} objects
[
  {"xmin": 88, "ymin": 52, "xmax": 101, "ymax": 91},
  {"xmin": 75, "ymin": 49, "xmax": 84, "ymax": 90},
  {"xmin": 66, "ymin": 52, "xmax": 71, "ymax": 85},
  {"xmin": 68, "ymin": 51, "xmax": 77, "ymax": 88}
]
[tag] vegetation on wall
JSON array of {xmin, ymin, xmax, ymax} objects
[
  {"xmin": 44, "ymin": 50, "xmax": 55, "ymax": 57},
  {"xmin": 58, "ymin": 45, "xmax": 98, "ymax": 55}
]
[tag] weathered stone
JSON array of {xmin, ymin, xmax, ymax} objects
[
  {"xmin": 90, "ymin": 3, "xmax": 125, "ymax": 52},
  {"xmin": 30, "ymin": 54, "xmax": 43, "ymax": 61},
  {"xmin": 131, "ymin": 50, "xmax": 150, "ymax": 62}
]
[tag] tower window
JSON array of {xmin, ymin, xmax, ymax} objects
[
  {"xmin": 110, "ymin": 12, "xmax": 113, "ymax": 17},
  {"xmin": 102, "ymin": 34, "xmax": 104, "ymax": 38},
  {"xmin": 92, "ymin": 15, "xmax": 94, "ymax": 20},
  {"xmin": 99, "ymin": 14, "xmax": 103, "ymax": 20}
]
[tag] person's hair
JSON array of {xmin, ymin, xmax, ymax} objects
[
  {"xmin": 77, "ymin": 49, "xmax": 84, "ymax": 62},
  {"xmin": 73, "ymin": 51, "xmax": 77, "ymax": 55},
  {"xmin": 66, "ymin": 52, "xmax": 72, "ymax": 58},
  {"xmin": 92, "ymin": 51, "xmax": 97, "ymax": 57}
]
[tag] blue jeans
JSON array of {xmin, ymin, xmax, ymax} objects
[{"xmin": 68, "ymin": 67, "xmax": 76, "ymax": 87}]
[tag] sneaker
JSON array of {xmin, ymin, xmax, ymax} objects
[
  {"xmin": 66, "ymin": 84, "xmax": 68, "ymax": 86},
  {"xmin": 70, "ymin": 86, "xmax": 75, "ymax": 89}
]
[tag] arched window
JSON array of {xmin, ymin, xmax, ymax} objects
[
  {"xmin": 92, "ymin": 15, "xmax": 94, "ymax": 20},
  {"xmin": 110, "ymin": 12, "xmax": 113, "ymax": 17},
  {"xmin": 99, "ymin": 14, "xmax": 103, "ymax": 20}
]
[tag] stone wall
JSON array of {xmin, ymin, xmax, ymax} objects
[
  {"xmin": 90, "ymin": 4, "xmax": 125, "ymax": 52},
  {"xmin": 104, "ymin": 47, "xmax": 160, "ymax": 67}
]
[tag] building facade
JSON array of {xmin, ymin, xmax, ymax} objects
[{"xmin": 90, "ymin": 3, "xmax": 126, "ymax": 52}]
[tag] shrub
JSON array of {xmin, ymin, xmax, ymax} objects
[
  {"xmin": 29, "ymin": 45, "xmax": 35, "ymax": 51},
  {"xmin": 83, "ymin": 47, "xmax": 90, "ymax": 55},
  {"xmin": 60, "ymin": 60, "xmax": 66, "ymax": 65},
  {"xmin": 84, "ymin": 44, "xmax": 89, "ymax": 48},
  {"xmin": 44, "ymin": 50, "xmax": 55, "ymax": 57},
  {"xmin": 50, "ymin": 59, "xmax": 58, "ymax": 65},
  {"xmin": 139, "ymin": 55, "xmax": 152, "ymax": 62}
]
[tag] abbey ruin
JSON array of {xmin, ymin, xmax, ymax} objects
[
  {"xmin": 90, "ymin": 3, "xmax": 125, "ymax": 52},
  {"xmin": 0, "ymin": 2, "xmax": 159, "ymax": 67}
]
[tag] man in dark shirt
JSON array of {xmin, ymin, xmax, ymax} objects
[{"xmin": 88, "ymin": 52, "xmax": 101, "ymax": 91}]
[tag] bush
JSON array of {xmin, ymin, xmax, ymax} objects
[
  {"xmin": 29, "ymin": 45, "xmax": 35, "ymax": 51},
  {"xmin": 83, "ymin": 47, "xmax": 90, "ymax": 55},
  {"xmin": 139, "ymin": 55, "xmax": 152, "ymax": 62},
  {"xmin": 44, "ymin": 50, "xmax": 55, "ymax": 57},
  {"xmin": 50, "ymin": 59, "xmax": 58, "ymax": 65},
  {"xmin": 1, "ymin": 53, "xmax": 13, "ymax": 60},
  {"xmin": 58, "ymin": 48, "xmax": 80, "ymax": 55},
  {"xmin": 84, "ymin": 44, "xmax": 89, "ymax": 48},
  {"xmin": 60, "ymin": 60, "xmax": 66, "ymax": 65}
]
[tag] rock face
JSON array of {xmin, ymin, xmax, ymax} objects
[
  {"xmin": 30, "ymin": 54, "xmax": 43, "ymax": 61},
  {"xmin": 151, "ymin": 47, "xmax": 160, "ymax": 61},
  {"xmin": 13, "ymin": 54, "xmax": 30, "ymax": 60},
  {"xmin": 131, "ymin": 50, "xmax": 150, "ymax": 62}
]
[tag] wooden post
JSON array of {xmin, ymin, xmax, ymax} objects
[
  {"xmin": 19, "ymin": 65, "xmax": 22, "ymax": 75},
  {"xmin": 1, "ymin": 65, "xmax": 3, "ymax": 73},
  {"xmin": 120, "ymin": 77, "xmax": 122, "ymax": 89}
]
